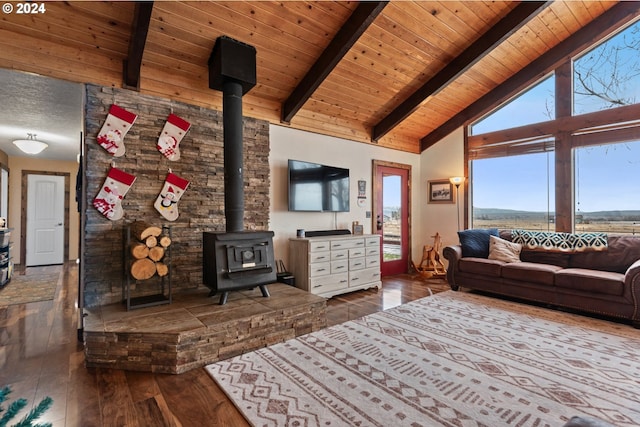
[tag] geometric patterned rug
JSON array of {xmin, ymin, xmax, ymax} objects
[
  {"xmin": 206, "ymin": 291, "xmax": 640, "ymax": 426},
  {"xmin": 0, "ymin": 273, "xmax": 59, "ymax": 307}
]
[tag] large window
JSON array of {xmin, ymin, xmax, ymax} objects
[
  {"xmin": 472, "ymin": 152, "xmax": 555, "ymax": 230},
  {"xmin": 574, "ymin": 19, "xmax": 640, "ymax": 115},
  {"xmin": 575, "ymin": 140, "xmax": 640, "ymax": 234},
  {"xmin": 468, "ymin": 18, "xmax": 640, "ymax": 234},
  {"xmin": 470, "ymin": 75, "xmax": 555, "ymax": 135}
]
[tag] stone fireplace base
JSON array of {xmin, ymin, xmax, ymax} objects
[{"xmin": 83, "ymin": 283, "xmax": 326, "ymax": 374}]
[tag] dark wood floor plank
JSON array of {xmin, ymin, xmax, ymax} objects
[
  {"xmin": 150, "ymin": 394, "xmax": 183, "ymax": 427},
  {"xmin": 156, "ymin": 369, "xmax": 249, "ymax": 426},
  {"xmin": 133, "ymin": 397, "xmax": 175, "ymax": 427},
  {"xmin": 33, "ymin": 372, "xmax": 70, "ymax": 425},
  {"xmin": 96, "ymin": 368, "xmax": 140, "ymax": 427},
  {"xmin": 124, "ymin": 372, "xmax": 181, "ymax": 427},
  {"xmin": 66, "ymin": 355, "xmax": 102, "ymax": 427},
  {"xmin": 125, "ymin": 371, "xmax": 162, "ymax": 403}
]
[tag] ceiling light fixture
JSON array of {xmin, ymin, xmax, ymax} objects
[{"xmin": 12, "ymin": 133, "xmax": 48, "ymax": 155}]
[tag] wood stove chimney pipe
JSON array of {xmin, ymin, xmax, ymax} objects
[{"xmin": 208, "ymin": 36, "xmax": 257, "ymax": 233}]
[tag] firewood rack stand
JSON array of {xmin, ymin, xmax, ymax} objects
[{"xmin": 122, "ymin": 224, "xmax": 172, "ymax": 310}]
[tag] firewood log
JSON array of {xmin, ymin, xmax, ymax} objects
[
  {"xmin": 131, "ymin": 221, "xmax": 162, "ymax": 241},
  {"xmin": 148, "ymin": 246, "xmax": 165, "ymax": 262},
  {"xmin": 156, "ymin": 262, "xmax": 169, "ymax": 277},
  {"xmin": 159, "ymin": 235, "xmax": 172, "ymax": 248},
  {"xmin": 145, "ymin": 236, "xmax": 157, "ymax": 248},
  {"xmin": 130, "ymin": 243, "xmax": 149, "ymax": 260},
  {"xmin": 130, "ymin": 258, "xmax": 156, "ymax": 280}
]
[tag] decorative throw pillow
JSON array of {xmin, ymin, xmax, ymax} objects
[
  {"xmin": 571, "ymin": 232, "xmax": 608, "ymax": 252},
  {"xmin": 458, "ymin": 228, "xmax": 499, "ymax": 258},
  {"xmin": 488, "ymin": 235, "xmax": 522, "ymax": 263},
  {"xmin": 511, "ymin": 229, "xmax": 608, "ymax": 252},
  {"xmin": 512, "ymin": 229, "xmax": 574, "ymax": 252}
]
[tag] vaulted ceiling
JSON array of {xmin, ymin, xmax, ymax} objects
[{"xmin": 1, "ymin": 1, "xmax": 637, "ymax": 155}]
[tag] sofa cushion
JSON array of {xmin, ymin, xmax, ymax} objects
[
  {"xmin": 569, "ymin": 235, "xmax": 640, "ymax": 274},
  {"xmin": 458, "ymin": 228, "xmax": 499, "ymax": 258},
  {"xmin": 501, "ymin": 262, "xmax": 562, "ymax": 286},
  {"xmin": 555, "ymin": 268, "xmax": 625, "ymax": 296},
  {"xmin": 488, "ymin": 235, "xmax": 521, "ymax": 263},
  {"xmin": 520, "ymin": 250, "xmax": 571, "ymax": 268},
  {"xmin": 459, "ymin": 257, "xmax": 503, "ymax": 276}
]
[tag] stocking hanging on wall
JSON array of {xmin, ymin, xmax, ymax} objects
[
  {"xmin": 154, "ymin": 172, "xmax": 190, "ymax": 221},
  {"xmin": 93, "ymin": 167, "xmax": 137, "ymax": 221},
  {"xmin": 157, "ymin": 113, "xmax": 191, "ymax": 161},
  {"xmin": 96, "ymin": 105, "xmax": 138, "ymax": 157}
]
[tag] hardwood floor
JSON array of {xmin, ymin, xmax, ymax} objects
[{"xmin": 0, "ymin": 263, "xmax": 449, "ymax": 426}]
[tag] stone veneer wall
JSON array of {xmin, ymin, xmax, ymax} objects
[{"xmin": 84, "ymin": 84, "xmax": 270, "ymax": 307}]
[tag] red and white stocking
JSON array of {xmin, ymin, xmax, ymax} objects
[
  {"xmin": 96, "ymin": 105, "xmax": 137, "ymax": 157},
  {"xmin": 92, "ymin": 167, "xmax": 136, "ymax": 221},
  {"xmin": 157, "ymin": 113, "xmax": 191, "ymax": 161},
  {"xmin": 154, "ymin": 172, "xmax": 189, "ymax": 221}
]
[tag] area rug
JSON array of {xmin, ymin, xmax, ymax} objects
[
  {"xmin": 0, "ymin": 273, "xmax": 59, "ymax": 306},
  {"xmin": 206, "ymin": 291, "xmax": 640, "ymax": 427}
]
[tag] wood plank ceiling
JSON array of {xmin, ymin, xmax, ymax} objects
[{"xmin": 0, "ymin": 1, "xmax": 627, "ymax": 154}]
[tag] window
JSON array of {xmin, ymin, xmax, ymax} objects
[
  {"xmin": 574, "ymin": 19, "xmax": 640, "ymax": 115},
  {"xmin": 575, "ymin": 140, "xmax": 640, "ymax": 234},
  {"xmin": 472, "ymin": 152, "xmax": 555, "ymax": 231},
  {"xmin": 468, "ymin": 19, "xmax": 640, "ymax": 234},
  {"xmin": 470, "ymin": 75, "xmax": 555, "ymax": 135}
]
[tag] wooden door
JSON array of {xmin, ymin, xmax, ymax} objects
[{"xmin": 373, "ymin": 162, "xmax": 411, "ymax": 276}]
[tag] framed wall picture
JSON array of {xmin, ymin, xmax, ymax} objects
[
  {"xmin": 428, "ymin": 179, "xmax": 454, "ymax": 204},
  {"xmin": 353, "ymin": 224, "xmax": 364, "ymax": 235}
]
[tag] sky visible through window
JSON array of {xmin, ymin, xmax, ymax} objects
[
  {"xmin": 471, "ymin": 19, "xmax": 640, "ymax": 216},
  {"xmin": 575, "ymin": 142, "xmax": 640, "ymax": 212},
  {"xmin": 470, "ymin": 76, "xmax": 555, "ymax": 135},
  {"xmin": 472, "ymin": 152, "xmax": 554, "ymax": 212},
  {"xmin": 383, "ymin": 175, "xmax": 401, "ymax": 212}
]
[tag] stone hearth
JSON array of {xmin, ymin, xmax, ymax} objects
[{"xmin": 83, "ymin": 283, "xmax": 326, "ymax": 374}]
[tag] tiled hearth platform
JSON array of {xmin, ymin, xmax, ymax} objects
[{"xmin": 83, "ymin": 283, "xmax": 327, "ymax": 374}]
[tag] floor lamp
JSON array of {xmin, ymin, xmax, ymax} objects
[{"xmin": 449, "ymin": 176, "xmax": 465, "ymax": 231}]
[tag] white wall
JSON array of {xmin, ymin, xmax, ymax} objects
[
  {"xmin": 419, "ymin": 128, "xmax": 465, "ymax": 258},
  {"xmin": 269, "ymin": 124, "xmax": 422, "ymax": 268}
]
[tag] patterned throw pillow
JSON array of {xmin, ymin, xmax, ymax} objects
[
  {"xmin": 571, "ymin": 232, "xmax": 608, "ymax": 252},
  {"xmin": 511, "ymin": 229, "xmax": 607, "ymax": 252},
  {"xmin": 458, "ymin": 228, "xmax": 499, "ymax": 258}
]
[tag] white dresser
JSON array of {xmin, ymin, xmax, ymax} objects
[{"xmin": 289, "ymin": 234, "xmax": 382, "ymax": 298}]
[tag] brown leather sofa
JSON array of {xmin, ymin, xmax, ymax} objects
[{"xmin": 443, "ymin": 230, "xmax": 640, "ymax": 327}]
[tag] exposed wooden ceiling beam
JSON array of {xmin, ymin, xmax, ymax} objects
[
  {"xmin": 123, "ymin": 2, "xmax": 154, "ymax": 90},
  {"xmin": 419, "ymin": 1, "xmax": 640, "ymax": 152},
  {"xmin": 281, "ymin": 1, "xmax": 388, "ymax": 124},
  {"xmin": 372, "ymin": 1, "xmax": 549, "ymax": 142}
]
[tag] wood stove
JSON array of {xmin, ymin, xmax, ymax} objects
[
  {"xmin": 203, "ymin": 231, "xmax": 276, "ymax": 305},
  {"xmin": 203, "ymin": 36, "xmax": 276, "ymax": 304}
]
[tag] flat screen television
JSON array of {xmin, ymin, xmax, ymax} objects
[{"xmin": 288, "ymin": 159, "xmax": 350, "ymax": 212}]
